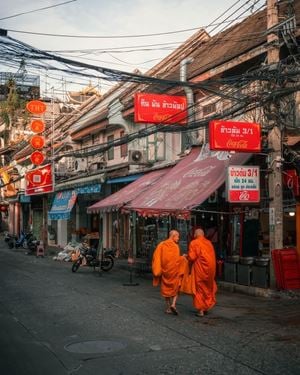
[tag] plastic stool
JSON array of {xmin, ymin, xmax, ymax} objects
[{"xmin": 36, "ymin": 243, "xmax": 45, "ymax": 257}]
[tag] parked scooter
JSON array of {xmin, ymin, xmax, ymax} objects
[
  {"xmin": 14, "ymin": 230, "xmax": 34, "ymax": 249},
  {"xmin": 25, "ymin": 238, "xmax": 41, "ymax": 255},
  {"xmin": 4, "ymin": 232, "xmax": 16, "ymax": 249},
  {"xmin": 71, "ymin": 243, "xmax": 114, "ymax": 273}
]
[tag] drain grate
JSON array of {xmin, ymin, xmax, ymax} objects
[{"xmin": 65, "ymin": 340, "xmax": 127, "ymax": 354}]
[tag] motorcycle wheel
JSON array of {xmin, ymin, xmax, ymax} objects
[
  {"xmin": 22, "ymin": 240, "xmax": 29, "ymax": 249},
  {"xmin": 71, "ymin": 260, "xmax": 81, "ymax": 273},
  {"xmin": 101, "ymin": 255, "xmax": 114, "ymax": 272}
]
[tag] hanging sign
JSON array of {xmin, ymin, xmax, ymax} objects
[
  {"xmin": 30, "ymin": 119, "xmax": 45, "ymax": 133},
  {"xmin": 30, "ymin": 151, "xmax": 45, "ymax": 166},
  {"xmin": 134, "ymin": 93, "xmax": 187, "ymax": 124},
  {"xmin": 26, "ymin": 100, "xmax": 47, "ymax": 115},
  {"xmin": 226, "ymin": 165, "xmax": 260, "ymax": 203},
  {"xmin": 30, "ymin": 135, "xmax": 45, "ymax": 149},
  {"xmin": 25, "ymin": 164, "xmax": 53, "ymax": 196},
  {"xmin": 209, "ymin": 120, "xmax": 261, "ymax": 152}
]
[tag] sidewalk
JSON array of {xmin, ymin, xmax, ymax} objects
[
  {"xmin": 110, "ymin": 257, "xmax": 300, "ymax": 300},
  {"xmin": 45, "ymin": 245, "xmax": 300, "ymax": 300}
]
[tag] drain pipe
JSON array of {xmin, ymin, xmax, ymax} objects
[{"xmin": 180, "ymin": 58, "xmax": 197, "ymax": 147}]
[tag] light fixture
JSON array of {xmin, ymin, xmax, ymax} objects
[{"xmin": 284, "ymin": 207, "xmax": 296, "ymax": 217}]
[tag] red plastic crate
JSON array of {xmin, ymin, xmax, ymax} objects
[
  {"xmin": 271, "ymin": 248, "xmax": 300, "ymax": 290},
  {"xmin": 271, "ymin": 249, "xmax": 285, "ymax": 289}
]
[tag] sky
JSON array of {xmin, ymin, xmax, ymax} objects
[{"xmin": 0, "ymin": 0, "xmax": 264, "ymax": 98}]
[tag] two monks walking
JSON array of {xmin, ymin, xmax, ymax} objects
[{"xmin": 152, "ymin": 228, "xmax": 217, "ymax": 316}]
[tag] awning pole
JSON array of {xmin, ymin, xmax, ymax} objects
[{"xmin": 132, "ymin": 211, "xmax": 137, "ymax": 258}]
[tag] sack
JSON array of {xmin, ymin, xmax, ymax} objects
[
  {"xmin": 180, "ymin": 263, "xmax": 196, "ymax": 295},
  {"xmin": 152, "ymin": 243, "xmax": 163, "ymax": 277}
]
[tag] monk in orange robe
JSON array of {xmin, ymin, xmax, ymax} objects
[
  {"xmin": 152, "ymin": 230, "xmax": 185, "ymax": 315},
  {"xmin": 187, "ymin": 228, "xmax": 217, "ymax": 317}
]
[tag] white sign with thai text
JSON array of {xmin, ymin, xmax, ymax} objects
[{"xmin": 227, "ymin": 165, "xmax": 260, "ymax": 203}]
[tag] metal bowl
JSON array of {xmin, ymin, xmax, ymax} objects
[
  {"xmin": 226, "ymin": 255, "xmax": 240, "ymax": 263},
  {"xmin": 240, "ymin": 257, "xmax": 254, "ymax": 265},
  {"xmin": 254, "ymin": 257, "xmax": 270, "ymax": 267}
]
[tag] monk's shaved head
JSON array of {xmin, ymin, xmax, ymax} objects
[
  {"xmin": 194, "ymin": 228, "xmax": 204, "ymax": 238},
  {"xmin": 169, "ymin": 230, "xmax": 180, "ymax": 243}
]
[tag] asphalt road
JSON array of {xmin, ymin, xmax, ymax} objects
[{"xmin": 0, "ymin": 244, "xmax": 299, "ymax": 375}]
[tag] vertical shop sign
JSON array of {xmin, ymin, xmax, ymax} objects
[
  {"xmin": 227, "ymin": 165, "xmax": 260, "ymax": 203},
  {"xmin": 25, "ymin": 164, "xmax": 53, "ymax": 196}
]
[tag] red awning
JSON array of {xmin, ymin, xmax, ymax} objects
[
  {"xmin": 87, "ymin": 168, "xmax": 170, "ymax": 214},
  {"xmin": 125, "ymin": 147, "xmax": 251, "ymax": 218}
]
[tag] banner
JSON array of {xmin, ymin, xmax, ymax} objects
[
  {"xmin": 134, "ymin": 93, "xmax": 187, "ymax": 124},
  {"xmin": 25, "ymin": 164, "xmax": 53, "ymax": 196}
]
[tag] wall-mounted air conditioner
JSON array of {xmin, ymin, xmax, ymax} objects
[
  {"xmin": 74, "ymin": 158, "xmax": 88, "ymax": 172},
  {"xmin": 128, "ymin": 150, "xmax": 147, "ymax": 164}
]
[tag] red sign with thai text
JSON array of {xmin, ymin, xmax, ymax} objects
[
  {"xmin": 209, "ymin": 120, "xmax": 261, "ymax": 152},
  {"xmin": 30, "ymin": 119, "xmax": 45, "ymax": 133},
  {"xmin": 134, "ymin": 93, "xmax": 187, "ymax": 124},
  {"xmin": 30, "ymin": 151, "xmax": 45, "ymax": 166},
  {"xmin": 25, "ymin": 164, "xmax": 53, "ymax": 196},
  {"xmin": 227, "ymin": 166, "xmax": 260, "ymax": 203},
  {"xmin": 26, "ymin": 100, "xmax": 47, "ymax": 115}
]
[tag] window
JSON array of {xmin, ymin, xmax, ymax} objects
[
  {"xmin": 107, "ymin": 135, "xmax": 114, "ymax": 160},
  {"xmin": 120, "ymin": 131, "xmax": 128, "ymax": 157},
  {"xmin": 203, "ymin": 102, "xmax": 216, "ymax": 116}
]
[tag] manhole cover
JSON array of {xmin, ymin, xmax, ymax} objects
[{"xmin": 65, "ymin": 340, "xmax": 127, "ymax": 354}]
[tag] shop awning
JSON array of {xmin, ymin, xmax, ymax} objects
[
  {"xmin": 125, "ymin": 147, "xmax": 251, "ymax": 218},
  {"xmin": 87, "ymin": 168, "xmax": 170, "ymax": 214},
  {"xmin": 106, "ymin": 174, "xmax": 143, "ymax": 184},
  {"xmin": 48, "ymin": 190, "xmax": 77, "ymax": 220},
  {"xmin": 54, "ymin": 174, "xmax": 104, "ymax": 192}
]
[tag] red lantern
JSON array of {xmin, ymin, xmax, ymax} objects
[
  {"xmin": 30, "ymin": 120, "xmax": 45, "ymax": 133},
  {"xmin": 0, "ymin": 205, "xmax": 8, "ymax": 212},
  {"xmin": 30, "ymin": 135, "xmax": 45, "ymax": 149},
  {"xmin": 30, "ymin": 151, "xmax": 45, "ymax": 165}
]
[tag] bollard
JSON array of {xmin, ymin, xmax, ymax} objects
[
  {"xmin": 123, "ymin": 257, "xmax": 139, "ymax": 286},
  {"xmin": 36, "ymin": 242, "xmax": 45, "ymax": 257}
]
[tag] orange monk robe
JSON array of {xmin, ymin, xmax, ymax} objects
[
  {"xmin": 188, "ymin": 237, "xmax": 217, "ymax": 311},
  {"xmin": 152, "ymin": 239, "xmax": 185, "ymax": 297}
]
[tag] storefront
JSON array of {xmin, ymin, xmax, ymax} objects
[{"xmin": 48, "ymin": 182, "xmax": 102, "ymax": 247}]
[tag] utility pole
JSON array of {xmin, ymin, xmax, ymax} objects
[
  {"xmin": 267, "ymin": 0, "xmax": 282, "ymax": 287},
  {"xmin": 180, "ymin": 58, "xmax": 197, "ymax": 150}
]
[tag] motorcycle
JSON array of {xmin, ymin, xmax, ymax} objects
[
  {"xmin": 71, "ymin": 244, "xmax": 114, "ymax": 273},
  {"xmin": 4, "ymin": 232, "xmax": 16, "ymax": 249},
  {"xmin": 25, "ymin": 238, "xmax": 40, "ymax": 255},
  {"xmin": 14, "ymin": 230, "xmax": 34, "ymax": 249}
]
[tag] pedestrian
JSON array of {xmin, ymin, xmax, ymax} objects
[
  {"xmin": 152, "ymin": 229, "xmax": 185, "ymax": 315},
  {"xmin": 186, "ymin": 228, "xmax": 217, "ymax": 317}
]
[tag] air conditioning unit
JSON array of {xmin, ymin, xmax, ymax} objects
[
  {"xmin": 128, "ymin": 150, "xmax": 147, "ymax": 164},
  {"xmin": 74, "ymin": 158, "xmax": 88, "ymax": 172}
]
